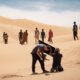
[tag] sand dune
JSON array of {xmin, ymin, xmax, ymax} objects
[{"xmin": 0, "ymin": 16, "xmax": 80, "ymax": 80}]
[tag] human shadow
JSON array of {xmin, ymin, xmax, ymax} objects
[{"xmin": 1, "ymin": 74, "xmax": 24, "ymax": 79}]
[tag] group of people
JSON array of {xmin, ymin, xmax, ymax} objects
[
  {"xmin": 19, "ymin": 28, "xmax": 53, "ymax": 45},
  {"xmin": 1, "ymin": 21, "xmax": 79, "ymax": 45},
  {"xmin": 31, "ymin": 43, "xmax": 63, "ymax": 74},
  {"xmin": 35, "ymin": 28, "xmax": 53, "ymax": 44},
  {"xmin": 19, "ymin": 30, "xmax": 28, "ymax": 44}
]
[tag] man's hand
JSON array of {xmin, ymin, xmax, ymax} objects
[
  {"xmin": 37, "ymin": 48, "xmax": 43, "ymax": 61},
  {"xmin": 40, "ymin": 57, "xmax": 43, "ymax": 61}
]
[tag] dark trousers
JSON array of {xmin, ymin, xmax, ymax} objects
[
  {"xmin": 4, "ymin": 39, "xmax": 8, "ymax": 44},
  {"xmin": 41, "ymin": 37, "xmax": 44, "ymax": 42},
  {"xmin": 73, "ymin": 31, "xmax": 78, "ymax": 40},
  {"xmin": 32, "ymin": 54, "xmax": 45, "ymax": 73},
  {"xmin": 19, "ymin": 37, "xmax": 22, "ymax": 44}
]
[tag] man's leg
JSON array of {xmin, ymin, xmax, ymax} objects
[
  {"xmin": 42, "ymin": 37, "xmax": 44, "ymax": 42},
  {"xmin": 74, "ymin": 34, "xmax": 76, "ymax": 40},
  {"xmin": 32, "ymin": 54, "xmax": 37, "ymax": 73},
  {"xmin": 38, "ymin": 57, "xmax": 48, "ymax": 73},
  {"xmin": 76, "ymin": 33, "xmax": 79, "ymax": 40},
  {"xmin": 5, "ymin": 39, "xmax": 7, "ymax": 44}
]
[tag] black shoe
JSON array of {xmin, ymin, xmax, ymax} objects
[
  {"xmin": 43, "ymin": 70, "xmax": 49, "ymax": 73},
  {"xmin": 33, "ymin": 72, "xmax": 38, "ymax": 74},
  {"xmin": 50, "ymin": 68, "xmax": 54, "ymax": 73}
]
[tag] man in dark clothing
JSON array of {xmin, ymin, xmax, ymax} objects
[
  {"xmin": 31, "ymin": 44, "xmax": 49, "ymax": 74},
  {"xmin": 73, "ymin": 22, "xmax": 79, "ymax": 40},
  {"xmin": 19, "ymin": 30, "xmax": 23, "ymax": 44},
  {"xmin": 41, "ymin": 29, "xmax": 45, "ymax": 42},
  {"xmin": 50, "ymin": 48, "xmax": 63, "ymax": 72}
]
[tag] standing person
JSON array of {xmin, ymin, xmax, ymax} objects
[
  {"xmin": 41, "ymin": 29, "xmax": 45, "ymax": 42},
  {"xmin": 35, "ymin": 28, "xmax": 39, "ymax": 44},
  {"xmin": 19, "ymin": 29, "xmax": 23, "ymax": 44},
  {"xmin": 73, "ymin": 21, "xmax": 79, "ymax": 40},
  {"xmin": 3, "ymin": 32, "xmax": 8, "ymax": 44},
  {"xmin": 31, "ymin": 44, "xmax": 49, "ymax": 74},
  {"xmin": 3, "ymin": 32, "xmax": 5, "ymax": 44},
  {"xmin": 21, "ymin": 30, "xmax": 28, "ymax": 44},
  {"xmin": 48, "ymin": 29, "xmax": 53, "ymax": 43},
  {"xmin": 50, "ymin": 48, "xmax": 63, "ymax": 72}
]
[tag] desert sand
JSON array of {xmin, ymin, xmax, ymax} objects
[{"xmin": 0, "ymin": 16, "xmax": 80, "ymax": 80}]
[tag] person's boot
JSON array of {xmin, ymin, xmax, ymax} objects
[
  {"xmin": 33, "ymin": 72, "xmax": 38, "ymax": 74},
  {"xmin": 43, "ymin": 70, "xmax": 49, "ymax": 73},
  {"xmin": 50, "ymin": 68, "xmax": 54, "ymax": 73}
]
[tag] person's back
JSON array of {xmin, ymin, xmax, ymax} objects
[
  {"xmin": 73, "ymin": 24, "xmax": 77, "ymax": 32},
  {"xmin": 31, "ymin": 44, "xmax": 45, "ymax": 54},
  {"xmin": 51, "ymin": 48, "xmax": 63, "ymax": 72},
  {"xmin": 35, "ymin": 29, "xmax": 39, "ymax": 37},
  {"xmin": 41, "ymin": 31, "xmax": 45, "ymax": 38},
  {"xmin": 24, "ymin": 30, "xmax": 28, "ymax": 38},
  {"xmin": 73, "ymin": 22, "xmax": 79, "ymax": 40},
  {"xmin": 53, "ymin": 52, "xmax": 62, "ymax": 66},
  {"xmin": 35, "ymin": 28, "xmax": 39, "ymax": 44},
  {"xmin": 19, "ymin": 30, "xmax": 23, "ymax": 38},
  {"xmin": 49, "ymin": 30, "xmax": 53, "ymax": 38},
  {"xmin": 4, "ymin": 33, "xmax": 8, "ymax": 44},
  {"xmin": 41, "ymin": 29, "xmax": 45, "ymax": 42},
  {"xmin": 4, "ymin": 33, "xmax": 8, "ymax": 39}
]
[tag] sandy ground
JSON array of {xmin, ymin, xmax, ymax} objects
[{"xmin": 0, "ymin": 16, "xmax": 80, "ymax": 80}]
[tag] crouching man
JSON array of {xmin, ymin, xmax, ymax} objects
[
  {"xmin": 31, "ymin": 44, "xmax": 49, "ymax": 74},
  {"xmin": 50, "ymin": 48, "xmax": 64, "ymax": 72}
]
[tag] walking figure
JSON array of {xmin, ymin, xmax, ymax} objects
[
  {"xmin": 19, "ymin": 30, "xmax": 23, "ymax": 44},
  {"xmin": 3, "ymin": 32, "xmax": 8, "ymax": 44},
  {"xmin": 35, "ymin": 28, "xmax": 39, "ymax": 44},
  {"xmin": 41, "ymin": 29, "xmax": 45, "ymax": 42},
  {"xmin": 48, "ymin": 29, "xmax": 53, "ymax": 43},
  {"xmin": 73, "ymin": 21, "xmax": 79, "ymax": 40}
]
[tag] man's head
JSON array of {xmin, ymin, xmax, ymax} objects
[
  {"xmin": 20, "ymin": 29, "xmax": 22, "ymax": 32},
  {"xmin": 55, "ymin": 48, "xmax": 60, "ymax": 53},
  {"xmin": 74, "ymin": 21, "xmax": 76, "ymax": 25},
  {"xmin": 36, "ymin": 28, "xmax": 38, "ymax": 30}
]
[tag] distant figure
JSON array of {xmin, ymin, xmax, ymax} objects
[
  {"xmin": 48, "ymin": 29, "xmax": 53, "ymax": 43},
  {"xmin": 73, "ymin": 21, "xmax": 79, "ymax": 40},
  {"xmin": 31, "ymin": 44, "xmax": 50, "ymax": 74},
  {"xmin": 35, "ymin": 28, "xmax": 39, "ymax": 44},
  {"xmin": 21, "ymin": 30, "xmax": 28, "ymax": 44},
  {"xmin": 50, "ymin": 48, "xmax": 63, "ymax": 72},
  {"xmin": 41, "ymin": 29, "xmax": 45, "ymax": 42},
  {"xmin": 3, "ymin": 32, "xmax": 8, "ymax": 44},
  {"xmin": 19, "ymin": 30, "xmax": 23, "ymax": 44}
]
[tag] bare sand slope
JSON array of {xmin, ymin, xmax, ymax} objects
[{"xmin": 0, "ymin": 16, "xmax": 80, "ymax": 80}]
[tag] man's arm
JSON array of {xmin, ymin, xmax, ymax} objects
[
  {"xmin": 36, "ymin": 48, "xmax": 43, "ymax": 60},
  {"xmin": 49, "ymin": 46, "xmax": 53, "ymax": 56}
]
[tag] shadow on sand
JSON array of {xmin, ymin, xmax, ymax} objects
[
  {"xmin": 1, "ymin": 74, "xmax": 24, "ymax": 79},
  {"xmin": 30, "ymin": 72, "xmax": 51, "ymax": 76}
]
